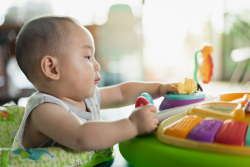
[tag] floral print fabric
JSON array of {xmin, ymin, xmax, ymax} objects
[{"xmin": 0, "ymin": 105, "xmax": 115, "ymax": 166}]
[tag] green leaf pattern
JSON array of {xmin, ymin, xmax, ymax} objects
[
  {"xmin": 0, "ymin": 106, "xmax": 25, "ymax": 148},
  {"xmin": 1, "ymin": 147, "xmax": 114, "ymax": 167}
]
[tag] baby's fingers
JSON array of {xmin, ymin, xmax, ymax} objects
[
  {"xmin": 169, "ymin": 83, "xmax": 178, "ymax": 92},
  {"xmin": 151, "ymin": 118, "xmax": 158, "ymax": 132},
  {"xmin": 152, "ymin": 116, "xmax": 158, "ymax": 126},
  {"xmin": 172, "ymin": 83, "xmax": 178, "ymax": 87},
  {"xmin": 145, "ymin": 104, "xmax": 157, "ymax": 113},
  {"xmin": 148, "ymin": 113, "xmax": 158, "ymax": 131}
]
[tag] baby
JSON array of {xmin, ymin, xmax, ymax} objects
[{"xmin": 12, "ymin": 15, "xmax": 178, "ymax": 151}]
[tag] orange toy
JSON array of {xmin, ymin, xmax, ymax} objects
[
  {"xmin": 194, "ymin": 44, "xmax": 214, "ymax": 85},
  {"xmin": 164, "ymin": 116, "xmax": 203, "ymax": 138}
]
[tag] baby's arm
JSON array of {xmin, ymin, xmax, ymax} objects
[
  {"xmin": 100, "ymin": 82, "xmax": 178, "ymax": 109},
  {"xmin": 28, "ymin": 102, "xmax": 157, "ymax": 151}
]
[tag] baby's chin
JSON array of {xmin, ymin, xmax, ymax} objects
[{"xmin": 80, "ymin": 88, "xmax": 96, "ymax": 100}]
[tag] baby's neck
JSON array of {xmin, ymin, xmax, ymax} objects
[
  {"xmin": 58, "ymin": 96, "xmax": 88, "ymax": 111},
  {"xmin": 38, "ymin": 91, "xmax": 87, "ymax": 112}
]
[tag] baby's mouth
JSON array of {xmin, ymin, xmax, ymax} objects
[{"xmin": 94, "ymin": 77, "xmax": 101, "ymax": 84}]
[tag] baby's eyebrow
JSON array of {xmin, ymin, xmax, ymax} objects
[{"xmin": 84, "ymin": 45, "xmax": 94, "ymax": 51}]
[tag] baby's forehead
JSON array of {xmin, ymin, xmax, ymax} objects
[
  {"xmin": 70, "ymin": 25, "xmax": 93, "ymax": 41},
  {"xmin": 66, "ymin": 23, "xmax": 87, "ymax": 36},
  {"xmin": 58, "ymin": 23, "xmax": 83, "ymax": 42},
  {"xmin": 62, "ymin": 25, "xmax": 94, "ymax": 50}
]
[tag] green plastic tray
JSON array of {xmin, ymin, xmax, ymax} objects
[{"xmin": 119, "ymin": 132, "xmax": 250, "ymax": 167}]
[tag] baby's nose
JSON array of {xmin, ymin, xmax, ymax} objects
[{"xmin": 95, "ymin": 61, "xmax": 101, "ymax": 71}]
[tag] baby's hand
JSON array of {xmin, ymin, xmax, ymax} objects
[
  {"xmin": 129, "ymin": 104, "xmax": 158, "ymax": 136},
  {"xmin": 159, "ymin": 83, "xmax": 178, "ymax": 96}
]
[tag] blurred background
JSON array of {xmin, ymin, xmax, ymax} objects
[{"xmin": 1, "ymin": 0, "xmax": 250, "ymax": 106}]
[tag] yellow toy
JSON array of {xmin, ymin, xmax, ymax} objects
[
  {"xmin": 178, "ymin": 78, "xmax": 197, "ymax": 94},
  {"xmin": 186, "ymin": 94, "xmax": 250, "ymax": 121}
]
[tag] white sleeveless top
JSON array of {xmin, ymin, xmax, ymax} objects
[{"xmin": 11, "ymin": 88, "xmax": 101, "ymax": 149}]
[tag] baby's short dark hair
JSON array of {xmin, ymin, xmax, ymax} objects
[{"xmin": 16, "ymin": 15, "xmax": 80, "ymax": 82}]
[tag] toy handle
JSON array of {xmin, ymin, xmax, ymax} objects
[
  {"xmin": 135, "ymin": 96, "xmax": 150, "ymax": 108},
  {"xmin": 194, "ymin": 50, "xmax": 201, "ymax": 84},
  {"xmin": 194, "ymin": 50, "xmax": 203, "ymax": 92}
]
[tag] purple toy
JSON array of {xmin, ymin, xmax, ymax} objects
[
  {"xmin": 159, "ymin": 98, "xmax": 205, "ymax": 111},
  {"xmin": 187, "ymin": 119, "xmax": 223, "ymax": 142}
]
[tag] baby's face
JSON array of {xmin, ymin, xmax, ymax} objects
[{"xmin": 58, "ymin": 24, "xmax": 101, "ymax": 100}]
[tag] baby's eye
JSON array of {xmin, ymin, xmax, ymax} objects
[{"xmin": 85, "ymin": 56, "xmax": 91, "ymax": 59}]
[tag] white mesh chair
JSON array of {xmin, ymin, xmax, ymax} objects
[{"xmin": 229, "ymin": 47, "xmax": 250, "ymax": 90}]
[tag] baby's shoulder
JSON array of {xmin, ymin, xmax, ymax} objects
[
  {"xmin": 32, "ymin": 102, "xmax": 66, "ymax": 114},
  {"xmin": 25, "ymin": 92, "xmax": 69, "ymax": 118},
  {"xmin": 26, "ymin": 92, "xmax": 69, "ymax": 110},
  {"xmin": 27, "ymin": 92, "xmax": 58, "ymax": 104},
  {"xmin": 30, "ymin": 102, "xmax": 70, "ymax": 125}
]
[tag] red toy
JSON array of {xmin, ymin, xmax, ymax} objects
[{"xmin": 135, "ymin": 96, "xmax": 150, "ymax": 108}]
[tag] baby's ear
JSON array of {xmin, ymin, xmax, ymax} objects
[{"xmin": 41, "ymin": 56, "xmax": 60, "ymax": 80}]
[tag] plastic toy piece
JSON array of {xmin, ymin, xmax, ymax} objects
[
  {"xmin": 187, "ymin": 118, "xmax": 223, "ymax": 142},
  {"xmin": 214, "ymin": 120, "xmax": 248, "ymax": 146},
  {"xmin": 245, "ymin": 124, "xmax": 250, "ymax": 146},
  {"xmin": 135, "ymin": 96, "xmax": 150, "ymax": 108},
  {"xmin": 188, "ymin": 94, "xmax": 250, "ymax": 121},
  {"xmin": 157, "ymin": 94, "xmax": 220, "ymax": 123},
  {"xmin": 159, "ymin": 98, "xmax": 205, "ymax": 111},
  {"xmin": 178, "ymin": 78, "xmax": 197, "ymax": 95},
  {"xmin": 194, "ymin": 45, "xmax": 214, "ymax": 84},
  {"xmin": 159, "ymin": 92, "xmax": 206, "ymax": 110},
  {"xmin": 140, "ymin": 93, "xmax": 154, "ymax": 104},
  {"xmin": 165, "ymin": 92, "xmax": 205, "ymax": 100},
  {"xmin": 233, "ymin": 94, "xmax": 250, "ymax": 119},
  {"xmin": 199, "ymin": 45, "xmax": 214, "ymax": 84},
  {"xmin": 157, "ymin": 113, "xmax": 250, "ymax": 157},
  {"xmin": 245, "ymin": 104, "xmax": 250, "ymax": 113},
  {"xmin": 164, "ymin": 116, "xmax": 203, "ymax": 138}
]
